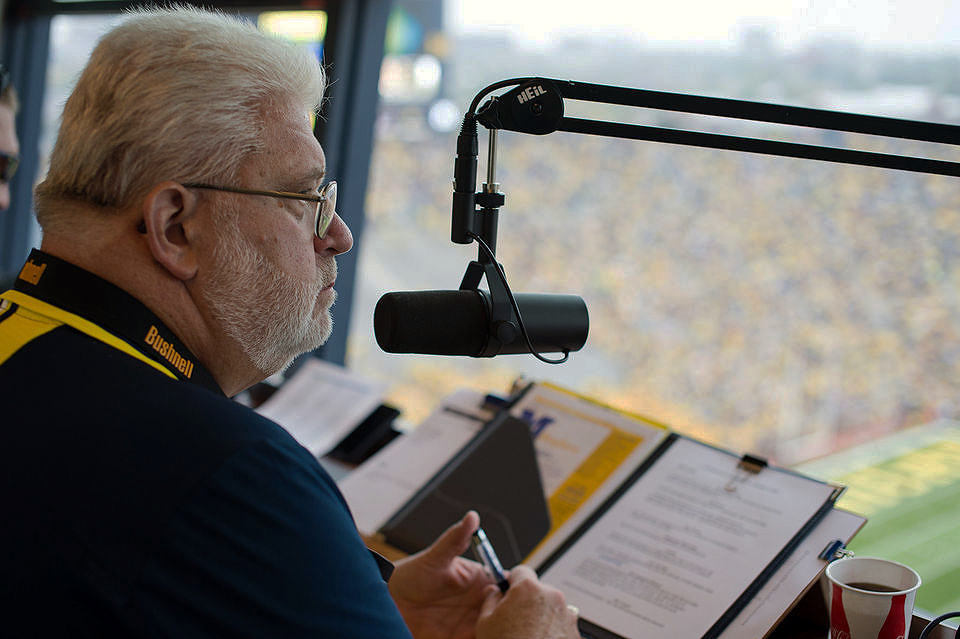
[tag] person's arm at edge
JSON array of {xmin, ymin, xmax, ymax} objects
[{"xmin": 134, "ymin": 435, "xmax": 414, "ymax": 639}]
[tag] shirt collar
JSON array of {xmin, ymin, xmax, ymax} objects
[{"xmin": 13, "ymin": 249, "xmax": 223, "ymax": 395}]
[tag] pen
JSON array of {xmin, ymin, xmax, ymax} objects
[{"xmin": 471, "ymin": 527, "xmax": 510, "ymax": 593}]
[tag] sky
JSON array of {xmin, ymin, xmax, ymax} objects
[{"xmin": 446, "ymin": 0, "xmax": 960, "ymax": 51}]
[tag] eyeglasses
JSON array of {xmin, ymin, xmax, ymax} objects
[
  {"xmin": 184, "ymin": 181, "xmax": 337, "ymax": 239},
  {"xmin": 0, "ymin": 151, "xmax": 18, "ymax": 183}
]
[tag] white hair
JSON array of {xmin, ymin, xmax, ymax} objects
[{"xmin": 34, "ymin": 5, "xmax": 325, "ymax": 228}]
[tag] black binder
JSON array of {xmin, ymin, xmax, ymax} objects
[{"xmin": 380, "ymin": 411, "xmax": 551, "ymax": 568}]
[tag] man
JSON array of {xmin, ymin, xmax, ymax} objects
[
  {"xmin": 0, "ymin": 64, "xmax": 18, "ymax": 212},
  {"xmin": 0, "ymin": 7, "xmax": 579, "ymax": 639},
  {"xmin": 0, "ymin": 64, "xmax": 21, "ymax": 290}
]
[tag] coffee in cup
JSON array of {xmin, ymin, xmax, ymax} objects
[{"xmin": 824, "ymin": 556, "xmax": 921, "ymax": 639}]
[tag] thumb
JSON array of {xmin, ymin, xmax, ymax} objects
[
  {"xmin": 424, "ymin": 510, "xmax": 479, "ymax": 564},
  {"xmin": 477, "ymin": 583, "xmax": 502, "ymax": 621}
]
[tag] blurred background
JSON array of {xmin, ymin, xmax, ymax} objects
[{"xmin": 357, "ymin": 0, "xmax": 960, "ymax": 463}]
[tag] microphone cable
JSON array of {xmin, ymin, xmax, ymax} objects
[
  {"xmin": 468, "ymin": 77, "xmax": 534, "ymax": 116},
  {"xmin": 462, "ymin": 77, "xmax": 576, "ymax": 364},
  {"xmin": 465, "ymin": 230, "xmax": 569, "ymax": 364},
  {"xmin": 918, "ymin": 612, "xmax": 960, "ymax": 639}
]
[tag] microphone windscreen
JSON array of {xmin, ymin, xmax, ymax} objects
[{"xmin": 374, "ymin": 290, "xmax": 489, "ymax": 356}]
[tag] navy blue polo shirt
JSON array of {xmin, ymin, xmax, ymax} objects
[{"xmin": 0, "ymin": 250, "xmax": 413, "ymax": 638}]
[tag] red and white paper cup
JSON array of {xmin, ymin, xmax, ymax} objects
[{"xmin": 824, "ymin": 557, "xmax": 921, "ymax": 639}]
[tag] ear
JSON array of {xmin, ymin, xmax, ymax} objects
[{"xmin": 140, "ymin": 181, "xmax": 202, "ymax": 281}]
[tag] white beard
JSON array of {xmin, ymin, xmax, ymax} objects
[{"xmin": 202, "ymin": 226, "xmax": 336, "ymax": 377}]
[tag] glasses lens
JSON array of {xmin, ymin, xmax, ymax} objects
[
  {"xmin": 315, "ymin": 181, "xmax": 337, "ymax": 238},
  {"xmin": 0, "ymin": 152, "xmax": 18, "ymax": 183}
]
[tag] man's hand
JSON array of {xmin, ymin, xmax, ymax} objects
[
  {"xmin": 475, "ymin": 565, "xmax": 581, "ymax": 639},
  {"xmin": 388, "ymin": 511, "xmax": 493, "ymax": 639}
]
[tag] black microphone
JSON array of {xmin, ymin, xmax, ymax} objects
[{"xmin": 373, "ymin": 289, "xmax": 588, "ymax": 357}]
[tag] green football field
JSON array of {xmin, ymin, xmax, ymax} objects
[{"xmin": 796, "ymin": 421, "xmax": 960, "ymax": 615}]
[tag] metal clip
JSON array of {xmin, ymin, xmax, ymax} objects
[{"xmin": 819, "ymin": 539, "xmax": 854, "ymax": 562}]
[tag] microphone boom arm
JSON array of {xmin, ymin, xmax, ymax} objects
[
  {"xmin": 445, "ymin": 76, "xmax": 960, "ymax": 361},
  {"xmin": 453, "ymin": 75, "xmax": 960, "ymax": 276},
  {"xmin": 470, "ymin": 77, "xmax": 960, "ymax": 176}
]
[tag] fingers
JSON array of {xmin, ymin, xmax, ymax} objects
[
  {"xmin": 503, "ymin": 564, "xmax": 546, "ymax": 597},
  {"xmin": 461, "ymin": 510, "xmax": 480, "ymax": 536},
  {"xmin": 424, "ymin": 510, "xmax": 479, "ymax": 564},
  {"xmin": 564, "ymin": 608, "xmax": 580, "ymax": 637},
  {"xmin": 505, "ymin": 567, "xmax": 567, "ymax": 612},
  {"xmin": 475, "ymin": 567, "xmax": 581, "ymax": 639},
  {"xmin": 505, "ymin": 563, "xmax": 537, "ymax": 587},
  {"xmin": 478, "ymin": 583, "xmax": 503, "ymax": 618}
]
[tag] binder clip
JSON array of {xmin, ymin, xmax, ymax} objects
[
  {"xmin": 724, "ymin": 453, "xmax": 768, "ymax": 492},
  {"xmin": 819, "ymin": 539, "xmax": 854, "ymax": 562}
]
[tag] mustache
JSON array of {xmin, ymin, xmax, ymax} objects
[{"xmin": 315, "ymin": 258, "xmax": 337, "ymax": 292}]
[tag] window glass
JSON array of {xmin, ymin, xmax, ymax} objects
[
  {"xmin": 355, "ymin": 0, "xmax": 960, "ymax": 457},
  {"xmin": 32, "ymin": 15, "xmax": 124, "ymax": 249},
  {"xmin": 352, "ymin": 0, "xmax": 960, "ymax": 613}
]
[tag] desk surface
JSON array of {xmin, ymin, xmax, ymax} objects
[
  {"xmin": 367, "ymin": 532, "xmax": 955, "ymax": 639},
  {"xmin": 771, "ymin": 585, "xmax": 957, "ymax": 639}
]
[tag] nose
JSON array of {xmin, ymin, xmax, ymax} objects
[
  {"xmin": 0, "ymin": 183, "xmax": 10, "ymax": 210},
  {"xmin": 314, "ymin": 211, "xmax": 353, "ymax": 256}
]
